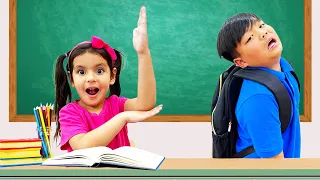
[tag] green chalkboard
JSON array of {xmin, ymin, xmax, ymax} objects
[{"xmin": 16, "ymin": 0, "xmax": 304, "ymax": 115}]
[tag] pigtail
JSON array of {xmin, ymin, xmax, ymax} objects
[
  {"xmin": 53, "ymin": 54, "xmax": 72, "ymax": 142},
  {"xmin": 109, "ymin": 49, "xmax": 122, "ymax": 97}
]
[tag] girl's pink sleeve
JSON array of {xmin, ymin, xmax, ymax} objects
[
  {"xmin": 59, "ymin": 104, "xmax": 89, "ymax": 151},
  {"xmin": 110, "ymin": 95, "xmax": 128, "ymax": 112},
  {"xmin": 118, "ymin": 96, "xmax": 128, "ymax": 112}
]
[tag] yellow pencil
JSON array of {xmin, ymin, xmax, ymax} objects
[
  {"xmin": 46, "ymin": 105, "xmax": 51, "ymax": 135},
  {"xmin": 37, "ymin": 106, "xmax": 52, "ymax": 158}
]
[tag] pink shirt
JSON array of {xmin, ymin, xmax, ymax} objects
[{"xmin": 59, "ymin": 95, "xmax": 130, "ymax": 152}]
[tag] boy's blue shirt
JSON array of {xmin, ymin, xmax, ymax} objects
[{"xmin": 235, "ymin": 57, "xmax": 301, "ymax": 158}]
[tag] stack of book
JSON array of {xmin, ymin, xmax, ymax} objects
[{"xmin": 0, "ymin": 138, "xmax": 43, "ymax": 167}]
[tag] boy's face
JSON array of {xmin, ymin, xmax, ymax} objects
[{"xmin": 234, "ymin": 20, "xmax": 282, "ymax": 70}]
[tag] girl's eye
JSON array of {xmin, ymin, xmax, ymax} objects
[
  {"xmin": 259, "ymin": 24, "xmax": 265, "ymax": 28},
  {"xmin": 97, "ymin": 68, "xmax": 104, "ymax": 74},
  {"xmin": 77, "ymin": 70, "xmax": 85, "ymax": 75}
]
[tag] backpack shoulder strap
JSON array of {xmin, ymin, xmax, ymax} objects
[
  {"xmin": 234, "ymin": 69, "xmax": 292, "ymax": 133},
  {"xmin": 285, "ymin": 60, "xmax": 300, "ymax": 92},
  {"xmin": 290, "ymin": 71, "xmax": 300, "ymax": 92},
  {"xmin": 231, "ymin": 69, "xmax": 292, "ymax": 158}
]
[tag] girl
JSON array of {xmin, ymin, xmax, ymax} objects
[{"xmin": 53, "ymin": 6, "xmax": 162, "ymax": 152}]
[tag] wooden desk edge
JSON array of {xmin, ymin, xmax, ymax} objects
[{"xmin": 3, "ymin": 158, "xmax": 320, "ymax": 170}]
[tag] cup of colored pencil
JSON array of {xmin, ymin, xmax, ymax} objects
[{"xmin": 33, "ymin": 103, "xmax": 53, "ymax": 158}]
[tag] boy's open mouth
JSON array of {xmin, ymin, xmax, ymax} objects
[
  {"xmin": 86, "ymin": 87, "xmax": 99, "ymax": 96},
  {"xmin": 268, "ymin": 38, "xmax": 277, "ymax": 50}
]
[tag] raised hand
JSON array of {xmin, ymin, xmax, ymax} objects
[
  {"xmin": 123, "ymin": 105, "xmax": 163, "ymax": 123},
  {"xmin": 133, "ymin": 6, "xmax": 149, "ymax": 54}
]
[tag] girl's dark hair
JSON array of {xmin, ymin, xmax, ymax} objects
[
  {"xmin": 53, "ymin": 43, "xmax": 123, "ymax": 141},
  {"xmin": 217, "ymin": 13, "xmax": 261, "ymax": 62}
]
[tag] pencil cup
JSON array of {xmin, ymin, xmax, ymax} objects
[
  {"xmin": 37, "ymin": 127, "xmax": 51, "ymax": 138},
  {"xmin": 36, "ymin": 126, "xmax": 51, "ymax": 158}
]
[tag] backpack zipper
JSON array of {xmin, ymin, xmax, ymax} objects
[
  {"xmin": 211, "ymin": 74, "xmax": 223, "ymax": 135},
  {"xmin": 225, "ymin": 70, "xmax": 236, "ymax": 134},
  {"xmin": 228, "ymin": 122, "xmax": 232, "ymax": 132}
]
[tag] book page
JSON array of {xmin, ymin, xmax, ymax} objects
[
  {"xmin": 111, "ymin": 146, "xmax": 165, "ymax": 170},
  {"xmin": 45, "ymin": 146, "xmax": 113, "ymax": 163},
  {"xmin": 42, "ymin": 156, "xmax": 96, "ymax": 167}
]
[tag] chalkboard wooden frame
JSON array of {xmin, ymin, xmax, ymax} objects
[{"xmin": 9, "ymin": 0, "xmax": 312, "ymax": 123}]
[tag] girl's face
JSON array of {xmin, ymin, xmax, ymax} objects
[{"xmin": 70, "ymin": 52, "xmax": 116, "ymax": 112}]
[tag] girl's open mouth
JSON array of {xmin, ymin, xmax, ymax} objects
[{"xmin": 86, "ymin": 87, "xmax": 99, "ymax": 96}]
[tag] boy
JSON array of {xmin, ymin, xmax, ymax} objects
[{"xmin": 216, "ymin": 13, "xmax": 301, "ymax": 158}]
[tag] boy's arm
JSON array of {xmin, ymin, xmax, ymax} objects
[
  {"xmin": 271, "ymin": 152, "xmax": 284, "ymax": 158},
  {"xmin": 125, "ymin": 6, "xmax": 156, "ymax": 111},
  {"xmin": 237, "ymin": 94, "xmax": 284, "ymax": 158}
]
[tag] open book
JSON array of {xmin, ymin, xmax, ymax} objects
[{"xmin": 42, "ymin": 146, "xmax": 165, "ymax": 170}]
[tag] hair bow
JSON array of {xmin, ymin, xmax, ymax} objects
[
  {"xmin": 66, "ymin": 36, "xmax": 117, "ymax": 70},
  {"xmin": 91, "ymin": 36, "xmax": 117, "ymax": 61}
]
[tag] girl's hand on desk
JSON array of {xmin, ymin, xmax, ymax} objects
[{"xmin": 122, "ymin": 104, "xmax": 162, "ymax": 123}]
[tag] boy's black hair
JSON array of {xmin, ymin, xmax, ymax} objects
[{"xmin": 217, "ymin": 13, "xmax": 261, "ymax": 62}]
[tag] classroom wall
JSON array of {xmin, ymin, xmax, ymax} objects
[{"xmin": 0, "ymin": 0, "xmax": 318, "ymax": 158}]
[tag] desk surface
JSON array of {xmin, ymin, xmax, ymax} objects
[
  {"xmin": 5, "ymin": 158, "xmax": 320, "ymax": 169},
  {"xmin": 2, "ymin": 159, "xmax": 320, "ymax": 178}
]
